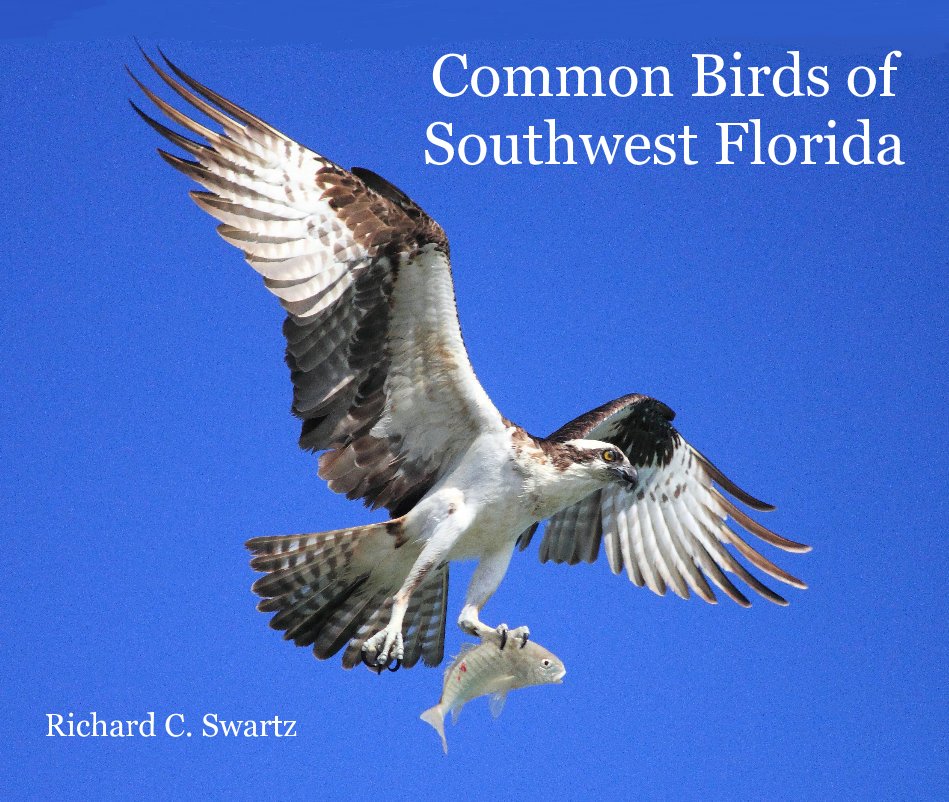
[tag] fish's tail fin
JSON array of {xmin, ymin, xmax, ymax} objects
[
  {"xmin": 420, "ymin": 704, "xmax": 448, "ymax": 753},
  {"xmin": 246, "ymin": 520, "xmax": 411, "ymax": 666}
]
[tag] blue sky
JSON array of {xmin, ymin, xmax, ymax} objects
[{"xmin": 1, "ymin": 3, "xmax": 947, "ymax": 800}]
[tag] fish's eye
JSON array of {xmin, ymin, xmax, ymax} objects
[
  {"xmin": 602, "ymin": 449, "xmax": 617, "ymax": 463},
  {"xmin": 541, "ymin": 659, "xmax": 551, "ymax": 667}
]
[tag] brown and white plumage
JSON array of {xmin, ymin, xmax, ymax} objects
[
  {"xmin": 521, "ymin": 395, "xmax": 810, "ymax": 606},
  {"xmin": 129, "ymin": 50, "xmax": 502, "ymax": 520},
  {"xmin": 132, "ymin": 52, "xmax": 809, "ymax": 673}
]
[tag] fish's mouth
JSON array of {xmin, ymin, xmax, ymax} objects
[{"xmin": 554, "ymin": 668, "xmax": 567, "ymax": 683}]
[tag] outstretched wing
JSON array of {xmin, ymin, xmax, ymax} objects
[
  {"xmin": 130, "ymin": 51, "xmax": 506, "ymax": 516},
  {"xmin": 524, "ymin": 394, "xmax": 810, "ymax": 606}
]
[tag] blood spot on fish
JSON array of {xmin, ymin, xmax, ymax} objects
[{"xmin": 460, "ymin": 662, "xmax": 467, "ymax": 672}]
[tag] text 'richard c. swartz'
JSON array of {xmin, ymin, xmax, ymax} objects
[{"xmin": 46, "ymin": 712, "xmax": 297, "ymax": 738}]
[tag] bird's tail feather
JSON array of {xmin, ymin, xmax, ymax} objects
[
  {"xmin": 337, "ymin": 561, "xmax": 449, "ymax": 669},
  {"xmin": 246, "ymin": 521, "xmax": 449, "ymax": 668}
]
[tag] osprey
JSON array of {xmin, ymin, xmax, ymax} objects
[{"xmin": 131, "ymin": 52, "xmax": 810, "ymax": 672}]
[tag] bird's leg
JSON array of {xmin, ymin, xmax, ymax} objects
[
  {"xmin": 457, "ymin": 544, "xmax": 530, "ymax": 648},
  {"xmin": 362, "ymin": 501, "xmax": 468, "ymax": 670},
  {"xmin": 362, "ymin": 564, "xmax": 426, "ymax": 670}
]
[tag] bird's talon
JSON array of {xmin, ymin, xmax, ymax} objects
[
  {"xmin": 493, "ymin": 623, "xmax": 510, "ymax": 650},
  {"xmin": 506, "ymin": 625, "xmax": 530, "ymax": 648},
  {"xmin": 387, "ymin": 658, "xmax": 401, "ymax": 672},
  {"xmin": 363, "ymin": 628, "xmax": 403, "ymax": 670}
]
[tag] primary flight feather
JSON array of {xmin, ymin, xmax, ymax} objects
[{"xmin": 131, "ymin": 50, "xmax": 810, "ymax": 672}]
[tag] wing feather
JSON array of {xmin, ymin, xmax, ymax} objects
[
  {"xmin": 645, "ymin": 482, "xmax": 689, "ymax": 599},
  {"xmin": 576, "ymin": 495, "xmax": 603, "ymax": 564},
  {"xmin": 635, "ymin": 489, "xmax": 668, "ymax": 596},
  {"xmin": 660, "ymin": 498, "xmax": 717, "ymax": 602},
  {"xmin": 536, "ymin": 394, "xmax": 809, "ymax": 606},
  {"xmin": 133, "ymin": 52, "xmax": 507, "ymax": 516}
]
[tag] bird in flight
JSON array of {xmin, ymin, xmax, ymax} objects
[{"xmin": 131, "ymin": 50, "xmax": 810, "ymax": 672}]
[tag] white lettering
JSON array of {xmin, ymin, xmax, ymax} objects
[
  {"xmin": 165, "ymin": 713, "xmax": 186, "ymax": 737},
  {"xmin": 843, "ymin": 119, "xmax": 873, "ymax": 164},
  {"xmin": 807, "ymin": 65, "xmax": 830, "ymax": 97},
  {"xmin": 545, "ymin": 119, "xmax": 576, "ymax": 165},
  {"xmin": 624, "ymin": 133, "xmax": 651, "ymax": 166},
  {"xmin": 880, "ymin": 50, "xmax": 901, "ymax": 97},
  {"xmin": 503, "ymin": 65, "xmax": 552, "ymax": 97},
  {"xmin": 640, "ymin": 65, "xmax": 672, "ymax": 96},
  {"xmin": 425, "ymin": 121, "xmax": 454, "ymax": 165},
  {"xmin": 556, "ymin": 65, "xmax": 604, "ymax": 97},
  {"xmin": 848, "ymin": 65, "xmax": 877, "ymax": 97},
  {"xmin": 203, "ymin": 712, "xmax": 219, "ymax": 737},
  {"xmin": 458, "ymin": 134, "xmax": 487, "ymax": 166},
  {"xmin": 47, "ymin": 714, "xmax": 66, "ymax": 736},
  {"xmin": 717, "ymin": 121, "xmax": 749, "ymax": 164},
  {"xmin": 432, "ymin": 53, "xmax": 467, "ymax": 98},
  {"xmin": 693, "ymin": 53, "xmax": 726, "ymax": 96},
  {"xmin": 768, "ymin": 134, "xmax": 797, "ymax": 165},
  {"xmin": 578, "ymin": 134, "xmax": 625, "ymax": 165},
  {"xmin": 773, "ymin": 51, "xmax": 802, "ymax": 97},
  {"xmin": 877, "ymin": 135, "xmax": 903, "ymax": 165},
  {"xmin": 608, "ymin": 66, "xmax": 638, "ymax": 98},
  {"xmin": 471, "ymin": 65, "xmax": 500, "ymax": 97}
]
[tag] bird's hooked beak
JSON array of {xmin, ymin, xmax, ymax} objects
[{"xmin": 610, "ymin": 464, "xmax": 638, "ymax": 491}]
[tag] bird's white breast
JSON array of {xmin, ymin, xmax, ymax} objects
[{"xmin": 405, "ymin": 425, "xmax": 598, "ymax": 561}]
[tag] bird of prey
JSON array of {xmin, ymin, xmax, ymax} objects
[{"xmin": 131, "ymin": 51, "xmax": 810, "ymax": 672}]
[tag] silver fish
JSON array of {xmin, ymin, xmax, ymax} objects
[{"xmin": 420, "ymin": 634, "xmax": 566, "ymax": 753}]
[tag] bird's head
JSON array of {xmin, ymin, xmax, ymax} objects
[{"xmin": 556, "ymin": 439, "xmax": 638, "ymax": 492}]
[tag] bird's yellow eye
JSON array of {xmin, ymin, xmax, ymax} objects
[{"xmin": 602, "ymin": 449, "xmax": 617, "ymax": 463}]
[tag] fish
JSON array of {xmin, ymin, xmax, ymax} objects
[{"xmin": 419, "ymin": 632, "xmax": 566, "ymax": 753}]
